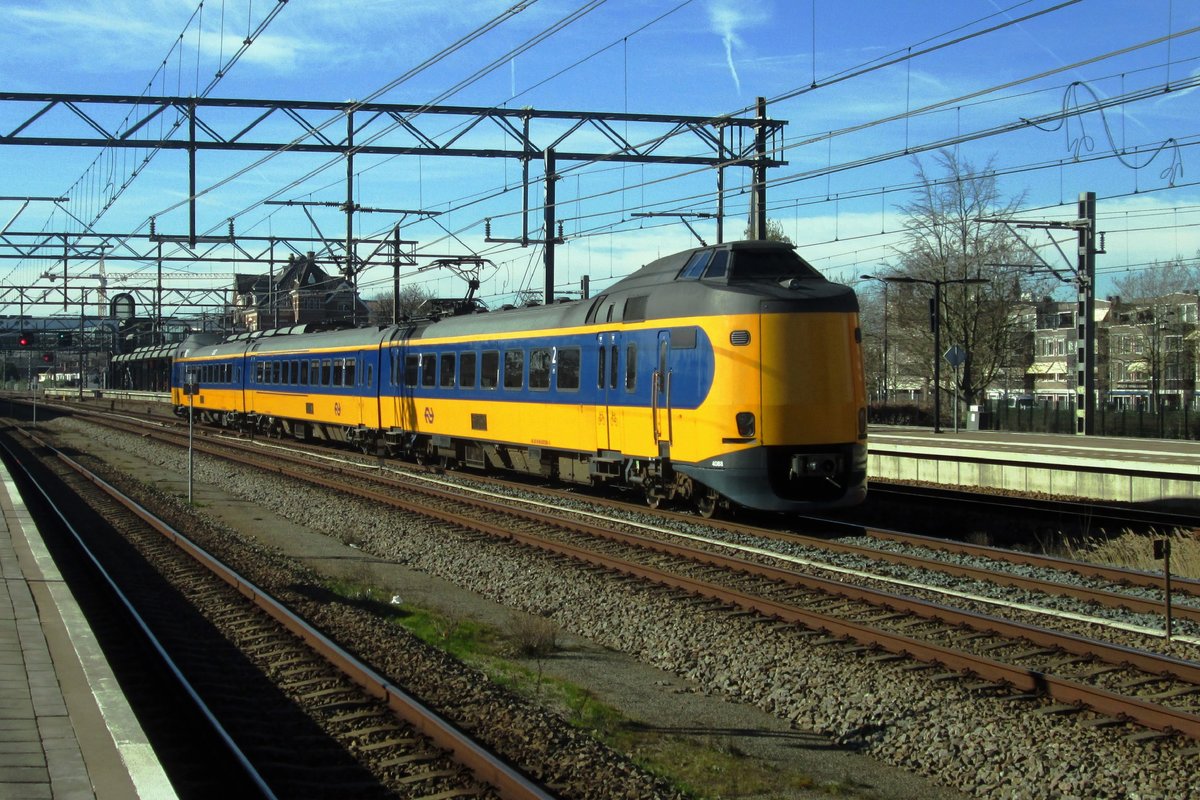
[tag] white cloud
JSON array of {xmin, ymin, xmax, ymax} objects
[{"xmin": 706, "ymin": 0, "xmax": 771, "ymax": 96}]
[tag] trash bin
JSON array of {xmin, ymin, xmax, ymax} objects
[{"xmin": 966, "ymin": 404, "xmax": 991, "ymax": 431}]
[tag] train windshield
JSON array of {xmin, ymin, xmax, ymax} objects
[{"xmin": 728, "ymin": 250, "xmax": 822, "ymax": 281}]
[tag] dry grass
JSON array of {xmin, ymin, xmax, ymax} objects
[
  {"xmin": 507, "ymin": 613, "xmax": 559, "ymax": 658},
  {"xmin": 1062, "ymin": 529, "xmax": 1200, "ymax": 579}
]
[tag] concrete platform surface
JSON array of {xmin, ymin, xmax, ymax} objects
[{"xmin": 0, "ymin": 460, "xmax": 175, "ymax": 799}]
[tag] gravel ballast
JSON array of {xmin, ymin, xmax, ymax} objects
[{"xmin": 50, "ymin": 417, "xmax": 1193, "ymax": 800}]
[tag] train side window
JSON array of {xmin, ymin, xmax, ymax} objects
[
  {"xmin": 625, "ymin": 343, "xmax": 637, "ymax": 392},
  {"xmin": 440, "ymin": 353, "xmax": 456, "ymax": 388},
  {"xmin": 459, "ymin": 352, "xmax": 477, "ymax": 389},
  {"xmin": 321, "ymin": 359, "xmax": 332, "ymax": 386},
  {"xmin": 292, "ymin": 360, "xmax": 301, "ymax": 384},
  {"xmin": 332, "ymin": 358, "xmax": 344, "ymax": 386},
  {"xmin": 529, "ymin": 348, "xmax": 550, "ymax": 390},
  {"xmin": 557, "ymin": 347, "xmax": 580, "ymax": 391},
  {"xmin": 503, "ymin": 350, "xmax": 524, "ymax": 390},
  {"xmin": 702, "ymin": 249, "xmax": 729, "ymax": 279},
  {"xmin": 420, "ymin": 354, "xmax": 436, "ymax": 387},
  {"xmin": 310, "ymin": 360, "xmax": 320, "ymax": 386},
  {"xmin": 609, "ymin": 344, "xmax": 619, "ymax": 389},
  {"xmin": 345, "ymin": 358, "xmax": 356, "ymax": 387},
  {"xmin": 366, "ymin": 364, "xmax": 373, "ymax": 388},
  {"xmin": 282, "ymin": 361, "xmax": 291, "ymax": 385},
  {"xmin": 297, "ymin": 360, "xmax": 306, "ymax": 385},
  {"xmin": 677, "ymin": 250, "xmax": 712, "ymax": 279},
  {"xmin": 272, "ymin": 361, "xmax": 282, "ymax": 384},
  {"xmin": 597, "ymin": 345, "xmax": 605, "ymax": 388},
  {"xmin": 404, "ymin": 355, "xmax": 419, "ymax": 387},
  {"xmin": 481, "ymin": 350, "xmax": 499, "ymax": 389}
]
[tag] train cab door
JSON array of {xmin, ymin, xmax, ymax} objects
[
  {"xmin": 385, "ymin": 338, "xmax": 413, "ymax": 432},
  {"xmin": 653, "ymin": 331, "xmax": 673, "ymax": 455},
  {"xmin": 595, "ymin": 331, "xmax": 623, "ymax": 453}
]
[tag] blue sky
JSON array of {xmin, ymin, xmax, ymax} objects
[{"xmin": 2, "ymin": 0, "xmax": 1198, "ymax": 315}]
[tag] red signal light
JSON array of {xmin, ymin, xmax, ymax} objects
[
  {"xmin": 18, "ymin": 332, "xmax": 30, "ymax": 347},
  {"xmin": 40, "ymin": 353, "xmax": 53, "ymax": 364}
]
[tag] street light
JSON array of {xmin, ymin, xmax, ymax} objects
[{"xmin": 866, "ymin": 274, "xmax": 989, "ymax": 433}]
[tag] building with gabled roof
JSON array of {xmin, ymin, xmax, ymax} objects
[{"xmin": 232, "ymin": 251, "xmax": 367, "ymax": 331}]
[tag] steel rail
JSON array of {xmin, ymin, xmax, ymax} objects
[
  {"xmin": 0, "ymin": 433, "xmax": 279, "ymax": 799},
  {"xmin": 19, "ymin": 428, "xmax": 555, "ymax": 800},
  {"xmin": 31, "ymin": 400, "xmax": 1200, "ymax": 627},
  {"xmin": 112, "ymin": 421, "xmax": 1200, "ymax": 740},
  {"xmin": 704, "ymin": 517, "xmax": 1200, "ymax": 623}
]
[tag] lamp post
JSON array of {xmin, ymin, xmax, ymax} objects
[{"xmin": 871, "ymin": 275, "xmax": 989, "ymax": 433}]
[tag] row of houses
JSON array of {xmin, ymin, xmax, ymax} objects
[{"xmin": 1009, "ymin": 293, "xmax": 1199, "ymax": 408}]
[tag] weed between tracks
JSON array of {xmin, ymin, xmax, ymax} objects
[{"xmin": 323, "ymin": 579, "xmax": 835, "ymax": 799}]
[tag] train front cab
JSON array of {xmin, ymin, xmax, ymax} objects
[{"xmin": 671, "ymin": 302, "xmax": 868, "ymax": 514}]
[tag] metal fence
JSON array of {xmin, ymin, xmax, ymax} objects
[
  {"xmin": 980, "ymin": 399, "xmax": 1198, "ymax": 439},
  {"xmin": 869, "ymin": 400, "xmax": 1199, "ymax": 439}
]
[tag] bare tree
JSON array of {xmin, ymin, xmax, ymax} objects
[
  {"xmin": 368, "ymin": 283, "xmax": 435, "ymax": 325},
  {"xmin": 889, "ymin": 149, "xmax": 1053, "ymax": 411},
  {"xmin": 743, "ymin": 218, "xmax": 794, "ymax": 244}
]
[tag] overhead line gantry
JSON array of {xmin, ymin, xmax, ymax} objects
[{"xmin": 0, "ymin": 92, "xmax": 786, "ymax": 302}]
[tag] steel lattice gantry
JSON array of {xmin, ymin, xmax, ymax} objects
[{"xmin": 0, "ymin": 92, "xmax": 787, "ymax": 299}]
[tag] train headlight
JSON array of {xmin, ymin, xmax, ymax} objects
[{"xmin": 736, "ymin": 412, "xmax": 756, "ymax": 437}]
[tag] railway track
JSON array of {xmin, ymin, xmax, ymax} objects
[
  {"xmin": 45, "ymin": 407, "xmax": 1200, "ymax": 745},
  {"xmin": 0, "ymin": 424, "xmax": 610, "ymax": 799}
]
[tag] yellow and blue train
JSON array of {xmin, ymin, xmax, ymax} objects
[{"xmin": 170, "ymin": 240, "xmax": 867, "ymax": 515}]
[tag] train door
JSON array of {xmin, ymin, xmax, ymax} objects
[
  {"xmin": 653, "ymin": 331, "xmax": 673, "ymax": 455},
  {"xmin": 385, "ymin": 335, "xmax": 416, "ymax": 432},
  {"xmin": 594, "ymin": 331, "xmax": 623, "ymax": 453}
]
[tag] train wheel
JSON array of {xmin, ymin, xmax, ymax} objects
[
  {"xmin": 645, "ymin": 492, "xmax": 662, "ymax": 510},
  {"xmin": 696, "ymin": 488, "xmax": 720, "ymax": 519}
]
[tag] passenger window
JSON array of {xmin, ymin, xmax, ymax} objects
[
  {"xmin": 366, "ymin": 365, "xmax": 373, "ymax": 387},
  {"xmin": 609, "ymin": 345, "xmax": 618, "ymax": 389},
  {"xmin": 557, "ymin": 347, "xmax": 580, "ymax": 391},
  {"xmin": 459, "ymin": 352, "xmax": 477, "ymax": 389},
  {"xmin": 625, "ymin": 344, "xmax": 637, "ymax": 391},
  {"xmin": 272, "ymin": 361, "xmax": 282, "ymax": 384},
  {"xmin": 299, "ymin": 360, "xmax": 308, "ymax": 385},
  {"xmin": 481, "ymin": 350, "xmax": 499, "ymax": 389},
  {"xmin": 282, "ymin": 361, "xmax": 291, "ymax": 385},
  {"xmin": 404, "ymin": 355, "xmax": 419, "ymax": 387},
  {"xmin": 529, "ymin": 348, "xmax": 551, "ymax": 390},
  {"xmin": 504, "ymin": 350, "xmax": 524, "ymax": 389},
  {"xmin": 345, "ymin": 358, "xmax": 356, "ymax": 386},
  {"xmin": 333, "ymin": 359, "xmax": 344, "ymax": 386},
  {"xmin": 440, "ymin": 353, "xmax": 456, "ymax": 388},
  {"xmin": 321, "ymin": 359, "xmax": 332, "ymax": 386},
  {"xmin": 310, "ymin": 360, "xmax": 320, "ymax": 386},
  {"xmin": 421, "ymin": 354, "xmax": 436, "ymax": 387},
  {"xmin": 597, "ymin": 344, "xmax": 606, "ymax": 388}
]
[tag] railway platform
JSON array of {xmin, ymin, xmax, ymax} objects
[
  {"xmin": 869, "ymin": 426, "xmax": 1200, "ymax": 510},
  {"xmin": 0, "ymin": 460, "xmax": 175, "ymax": 799}
]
